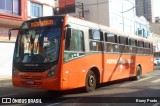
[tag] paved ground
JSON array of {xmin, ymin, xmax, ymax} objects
[
  {"xmin": 0, "ymin": 75, "xmax": 11, "ymax": 81},
  {"xmin": 1, "ymin": 67, "xmax": 160, "ymax": 106}
]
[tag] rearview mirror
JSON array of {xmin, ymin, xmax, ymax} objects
[{"xmin": 65, "ymin": 27, "xmax": 71, "ymax": 39}]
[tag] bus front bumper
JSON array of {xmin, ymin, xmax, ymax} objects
[{"xmin": 12, "ymin": 76, "xmax": 60, "ymax": 90}]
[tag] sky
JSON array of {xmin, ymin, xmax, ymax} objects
[{"xmin": 153, "ymin": 0, "xmax": 160, "ymax": 17}]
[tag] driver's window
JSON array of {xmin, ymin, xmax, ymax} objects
[{"xmin": 64, "ymin": 28, "xmax": 85, "ymax": 62}]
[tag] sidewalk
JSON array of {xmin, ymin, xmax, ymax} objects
[
  {"xmin": 0, "ymin": 42, "xmax": 14, "ymax": 81},
  {"xmin": 0, "ymin": 75, "xmax": 12, "ymax": 81}
]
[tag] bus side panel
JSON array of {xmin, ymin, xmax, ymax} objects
[
  {"xmin": 136, "ymin": 55, "xmax": 154, "ymax": 75},
  {"xmin": 103, "ymin": 54, "xmax": 136, "ymax": 82},
  {"xmin": 62, "ymin": 54, "xmax": 103, "ymax": 90},
  {"xmin": 118, "ymin": 54, "xmax": 135, "ymax": 79},
  {"xmin": 103, "ymin": 54, "xmax": 121, "ymax": 82}
]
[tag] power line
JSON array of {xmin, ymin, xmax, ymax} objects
[
  {"xmin": 83, "ymin": 1, "xmax": 110, "ymax": 6},
  {"xmin": 57, "ymin": 1, "xmax": 110, "ymax": 8}
]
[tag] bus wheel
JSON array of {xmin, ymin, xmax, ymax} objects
[
  {"xmin": 135, "ymin": 66, "xmax": 141, "ymax": 80},
  {"xmin": 85, "ymin": 70, "xmax": 96, "ymax": 92}
]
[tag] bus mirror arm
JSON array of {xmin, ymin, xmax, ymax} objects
[
  {"xmin": 8, "ymin": 28, "xmax": 20, "ymax": 40},
  {"xmin": 65, "ymin": 24, "xmax": 71, "ymax": 28},
  {"xmin": 8, "ymin": 30, "xmax": 11, "ymax": 40}
]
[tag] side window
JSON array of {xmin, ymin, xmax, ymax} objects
[
  {"xmin": 64, "ymin": 28, "xmax": 85, "ymax": 62},
  {"xmin": 105, "ymin": 33, "xmax": 117, "ymax": 43},
  {"xmin": 150, "ymin": 43, "xmax": 153, "ymax": 55},
  {"xmin": 119, "ymin": 36, "xmax": 129, "ymax": 53},
  {"xmin": 138, "ymin": 41, "xmax": 144, "ymax": 47},
  {"xmin": 105, "ymin": 33, "xmax": 118, "ymax": 53},
  {"xmin": 144, "ymin": 42, "xmax": 150, "ymax": 55},
  {"xmin": 89, "ymin": 29, "xmax": 103, "ymax": 51},
  {"xmin": 119, "ymin": 36, "xmax": 128, "ymax": 45},
  {"xmin": 89, "ymin": 29, "xmax": 103, "ymax": 41},
  {"xmin": 137, "ymin": 41, "xmax": 144, "ymax": 54},
  {"xmin": 129, "ymin": 38, "xmax": 137, "ymax": 54}
]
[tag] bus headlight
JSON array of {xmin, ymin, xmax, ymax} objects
[
  {"xmin": 47, "ymin": 66, "xmax": 57, "ymax": 78},
  {"xmin": 12, "ymin": 66, "xmax": 17, "ymax": 76}
]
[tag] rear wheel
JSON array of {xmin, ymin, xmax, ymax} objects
[
  {"xmin": 85, "ymin": 70, "xmax": 96, "ymax": 92},
  {"xmin": 135, "ymin": 66, "xmax": 141, "ymax": 80}
]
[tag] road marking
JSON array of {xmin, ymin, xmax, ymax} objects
[
  {"xmin": 151, "ymin": 79, "xmax": 160, "ymax": 83},
  {"xmin": 120, "ymin": 76, "xmax": 153, "ymax": 87},
  {"xmin": 152, "ymin": 103, "xmax": 160, "ymax": 106},
  {"xmin": 46, "ymin": 99, "xmax": 72, "ymax": 106},
  {"xmin": 0, "ymin": 93, "xmax": 17, "ymax": 97}
]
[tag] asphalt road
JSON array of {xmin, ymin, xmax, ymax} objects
[{"xmin": 1, "ymin": 66, "xmax": 160, "ymax": 106}]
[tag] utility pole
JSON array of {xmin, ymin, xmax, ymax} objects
[
  {"xmin": 76, "ymin": 2, "xmax": 85, "ymax": 18},
  {"xmin": 81, "ymin": 3, "xmax": 84, "ymax": 18},
  {"xmin": 122, "ymin": 3, "xmax": 124, "ymax": 31}
]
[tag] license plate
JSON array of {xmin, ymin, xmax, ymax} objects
[{"xmin": 26, "ymin": 80, "xmax": 35, "ymax": 85}]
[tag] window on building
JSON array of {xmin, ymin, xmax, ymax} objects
[
  {"xmin": 30, "ymin": 2, "xmax": 42, "ymax": 17},
  {"xmin": 0, "ymin": 0, "xmax": 20, "ymax": 15},
  {"xmin": 13, "ymin": 0, "xmax": 19, "ymax": 15}
]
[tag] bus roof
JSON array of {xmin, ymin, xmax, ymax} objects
[
  {"xmin": 24, "ymin": 15, "xmax": 152, "ymax": 43},
  {"xmin": 65, "ymin": 15, "xmax": 152, "ymax": 43}
]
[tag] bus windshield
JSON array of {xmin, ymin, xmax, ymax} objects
[{"xmin": 14, "ymin": 26, "xmax": 61, "ymax": 64}]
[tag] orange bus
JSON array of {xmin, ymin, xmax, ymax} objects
[{"xmin": 10, "ymin": 15, "xmax": 154, "ymax": 92}]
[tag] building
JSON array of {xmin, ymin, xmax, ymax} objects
[
  {"xmin": 0, "ymin": 0, "xmax": 55, "ymax": 77},
  {"xmin": 150, "ymin": 23, "xmax": 160, "ymax": 35},
  {"xmin": 75, "ymin": 0, "xmax": 150, "ymax": 38},
  {"xmin": 55, "ymin": 0, "xmax": 75, "ymax": 16},
  {"xmin": 0, "ymin": 0, "xmax": 55, "ymax": 42},
  {"xmin": 0, "ymin": 0, "xmax": 27, "ymax": 41},
  {"xmin": 54, "ymin": 0, "xmax": 150, "ymax": 38},
  {"xmin": 135, "ymin": 0, "xmax": 152, "ymax": 22}
]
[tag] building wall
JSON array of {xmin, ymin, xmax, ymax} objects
[
  {"xmin": 76, "ymin": 0, "xmax": 109, "ymax": 26},
  {"xmin": 0, "ymin": 0, "xmax": 27, "ymax": 42},
  {"xmin": 55, "ymin": 0, "xmax": 75, "ymax": 15},
  {"xmin": 150, "ymin": 34, "xmax": 160, "ymax": 52},
  {"xmin": 0, "ymin": 42, "xmax": 15, "ymax": 76},
  {"xmin": 150, "ymin": 23, "xmax": 160, "ymax": 35},
  {"xmin": 28, "ymin": 0, "xmax": 54, "ymax": 19},
  {"xmin": 151, "ymin": 0, "xmax": 155, "ymax": 23},
  {"xmin": 29, "ymin": 0, "xmax": 55, "ymax": 7},
  {"xmin": 59, "ymin": 0, "xmax": 75, "ymax": 8}
]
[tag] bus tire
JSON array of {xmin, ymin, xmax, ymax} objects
[
  {"xmin": 135, "ymin": 66, "xmax": 141, "ymax": 80},
  {"xmin": 85, "ymin": 70, "xmax": 96, "ymax": 92}
]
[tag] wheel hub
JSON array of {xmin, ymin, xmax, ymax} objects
[{"xmin": 88, "ymin": 75, "xmax": 95, "ymax": 87}]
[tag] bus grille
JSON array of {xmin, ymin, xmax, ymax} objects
[{"xmin": 20, "ymin": 76, "xmax": 44, "ymax": 80}]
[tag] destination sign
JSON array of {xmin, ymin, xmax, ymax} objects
[
  {"xmin": 21, "ymin": 16, "xmax": 64, "ymax": 29},
  {"xmin": 30, "ymin": 20, "xmax": 54, "ymax": 27}
]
